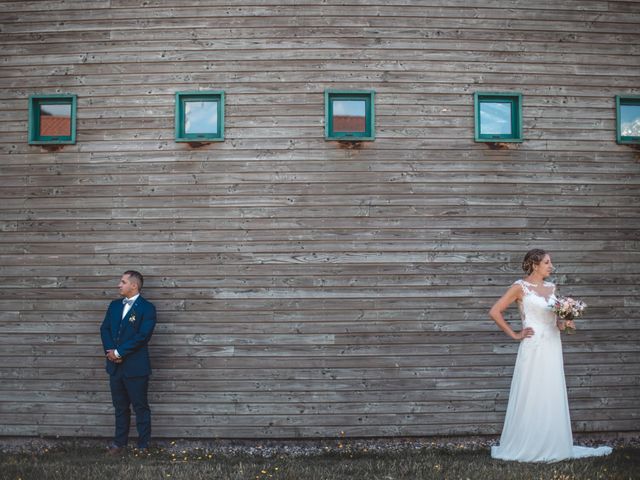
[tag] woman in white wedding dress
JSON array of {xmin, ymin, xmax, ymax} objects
[{"xmin": 489, "ymin": 249, "xmax": 612, "ymax": 462}]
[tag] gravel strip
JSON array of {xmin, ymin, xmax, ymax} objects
[{"xmin": 1, "ymin": 434, "xmax": 637, "ymax": 456}]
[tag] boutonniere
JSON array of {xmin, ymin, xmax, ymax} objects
[{"xmin": 129, "ymin": 311, "xmax": 137, "ymax": 323}]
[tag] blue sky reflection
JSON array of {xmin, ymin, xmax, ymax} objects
[
  {"xmin": 333, "ymin": 100, "xmax": 366, "ymax": 117},
  {"xmin": 480, "ymin": 101, "xmax": 512, "ymax": 135},
  {"xmin": 621, "ymin": 104, "xmax": 640, "ymax": 137},
  {"xmin": 185, "ymin": 101, "xmax": 218, "ymax": 134},
  {"xmin": 332, "ymin": 100, "xmax": 366, "ymax": 132},
  {"xmin": 40, "ymin": 104, "xmax": 70, "ymax": 117}
]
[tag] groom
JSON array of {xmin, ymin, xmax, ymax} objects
[{"xmin": 100, "ymin": 270, "xmax": 156, "ymax": 456}]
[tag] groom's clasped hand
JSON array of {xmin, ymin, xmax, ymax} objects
[{"xmin": 105, "ymin": 349, "xmax": 123, "ymax": 363}]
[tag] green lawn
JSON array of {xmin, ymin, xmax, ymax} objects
[{"xmin": 1, "ymin": 443, "xmax": 638, "ymax": 480}]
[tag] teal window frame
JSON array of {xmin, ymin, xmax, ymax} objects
[
  {"xmin": 615, "ymin": 95, "xmax": 640, "ymax": 144},
  {"xmin": 474, "ymin": 92, "xmax": 523, "ymax": 143},
  {"xmin": 28, "ymin": 94, "xmax": 77, "ymax": 145},
  {"xmin": 175, "ymin": 91, "xmax": 225, "ymax": 142},
  {"xmin": 325, "ymin": 90, "xmax": 375, "ymax": 141}
]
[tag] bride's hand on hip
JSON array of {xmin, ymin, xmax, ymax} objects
[{"xmin": 514, "ymin": 327, "xmax": 534, "ymax": 341}]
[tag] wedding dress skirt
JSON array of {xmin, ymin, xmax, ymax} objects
[{"xmin": 491, "ymin": 280, "xmax": 612, "ymax": 462}]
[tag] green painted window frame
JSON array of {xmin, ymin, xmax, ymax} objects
[
  {"xmin": 615, "ymin": 95, "xmax": 640, "ymax": 144},
  {"xmin": 175, "ymin": 91, "xmax": 225, "ymax": 142},
  {"xmin": 28, "ymin": 94, "xmax": 77, "ymax": 145},
  {"xmin": 474, "ymin": 92, "xmax": 523, "ymax": 143},
  {"xmin": 325, "ymin": 90, "xmax": 375, "ymax": 141}
]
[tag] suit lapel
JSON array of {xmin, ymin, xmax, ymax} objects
[{"xmin": 113, "ymin": 301, "xmax": 124, "ymax": 331}]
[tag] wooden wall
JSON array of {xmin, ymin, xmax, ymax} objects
[{"xmin": 1, "ymin": 0, "xmax": 639, "ymax": 439}]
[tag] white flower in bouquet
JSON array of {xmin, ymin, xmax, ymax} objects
[{"xmin": 552, "ymin": 296, "xmax": 586, "ymax": 334}]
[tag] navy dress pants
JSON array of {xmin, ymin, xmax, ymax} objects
[{"xmin": 109, "ymin": 368, "xmax": 151, "ymax": 448}]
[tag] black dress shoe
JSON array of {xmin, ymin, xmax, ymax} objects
[{"xmin": 106, "ymin": 445, "xmax": 125, "ymax": 457}]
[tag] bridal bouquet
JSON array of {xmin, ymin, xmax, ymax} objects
[{"xmin": 552, "ymin": 296, "xmax": 586, "ymax": 334}]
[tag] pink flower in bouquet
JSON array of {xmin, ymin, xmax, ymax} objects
[{"xmin": 552, "ymin": 296, "xmax": 586, "ymax": 334}]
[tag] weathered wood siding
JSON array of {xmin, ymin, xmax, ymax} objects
[{"xmin": 1, "ymin": 1, "xmax": 639, "ymax": 439}]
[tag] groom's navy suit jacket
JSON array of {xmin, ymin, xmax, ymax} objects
[{"xmin": 100, "ymin": 296, "xmax": 156, "ymax": 377}]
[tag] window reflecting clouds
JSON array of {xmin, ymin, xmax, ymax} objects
[
  {"xmin": 620, "ymin": 104, "xmax": 640, "ymax": 137},
  {"xmin": 479, "ymin": 102, "xmax": 512, "ymax": 135},
  {"xmin": 185, "ymin": 101, "xmax": 218, "ymax": 134}
]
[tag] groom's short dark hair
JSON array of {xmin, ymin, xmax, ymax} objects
[{"xmin": 124, "ymin": 270, "xmax": 144, "ymax": 289}]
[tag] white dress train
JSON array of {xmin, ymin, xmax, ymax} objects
[{"xmin": 491, "ymin": 280, "xmax": 612, "ymax": 462}]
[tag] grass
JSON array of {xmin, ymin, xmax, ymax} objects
[{"xmin": 0, "ymin": 444, "xmax": 638, "ymax": 480}]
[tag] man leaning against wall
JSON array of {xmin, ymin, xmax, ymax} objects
[{"xmin": 99, "ymin": 270, "xmax": 156, "ymax": 456}]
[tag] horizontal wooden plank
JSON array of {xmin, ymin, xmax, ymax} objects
[
  {"xmin": 1, "ymin": 339, "xmax": 638, "ymax": 358},
  {"xmin": 1, "ymin": 229, "xmax": 639, "ymax": 247},
  {"xmin": 2, "ymin": 262, "xmax": 639, "ymax": 279},
  {"xmin": 0, "ymin": 384, "xmax": 637, "ymax": 405},
  {"xmin": 0, "ymin": 424, "xmax": 496, "ymax": 438},
  {"xmin": 2, "ymin": 54, "xmax": 637, "ymax": 78},
  {"xmin": 4, "ymin": 11, "xmax": 638, "ymax": 34},
  {"xmin": 3, "ymin": 9, "xmax": 640, "ymax": 35},
  {"xmin": 4, "ymin": 65, "xmax": 640, "ymax": 90},
  {"xmin": 0, "ymin": 328, "xmax": 636, "ymax": 347},
  {"xmin": 1, "ymin": 349, "xmax": 637, "ymax": 369},
  {"xmin": 1, "ymin": 179, "xmax": 638, "ymax": 196},
  {"xmin": 1, "ymin": 316, "xmax": 638, "ymax": 338},
  {"xmin": 1, "ymin": 369, "xmax": 637, "ymax": 393},
  {"xmin": 0, "ymin": 240, "xmax": 636, "ymax": 257},
  {"xmin": 0, "ymin": 128, "xmax": 630, "ymax": 143},
  {"xmin": 1, "ymin": 407, "xmax": 637, "ymax": 430},
  {"xmin": 3, "ymin": 419, "xmax": 638, "ymax": 438},
  {"xmin": 0, "ymin": 297, "xmax": 635, "ymax": 314},
  {"xmin": 2, "ymin": 207, "xmax": 639, "ymax": 224},
  {"xmin": 2, "ymin": 59, "xmax": 639, "ymax": 83},
  {"xmin": 4, "ymin": 139, "xmax": 638, "ymax": 156},
  {"xmin": 16, "ymin": 395, "xmax": 640, "ymax": 417},
  {"xmin": 3, "ymin": 159, "xmax": 640, "ymax": 177},
  {"xmin": 0, "ymin": 271, "xmax": 638, "ymax": 289},
  {"xmin": 6, "ymin": 26, "xmax": 631, "ymax": 50},
  {"xmin": 105, "ymin": 0, "xmax": 615, "ymax": 13},
  {"xmin": 2, "ymin": 250, "xmax": 639, "ymax": 269},
  {"xmin": 3, "ymin": 362, "xmax": 640, "ymax": 383}
]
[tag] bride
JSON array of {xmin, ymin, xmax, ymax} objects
[{"xmin": 489, "ymin": 248, "xmax": 612, "ymax": 462}]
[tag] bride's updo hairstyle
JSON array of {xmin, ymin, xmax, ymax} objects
[{"xmin": 522, "ymin": 248, "xmax": 547, "ymax": 275}]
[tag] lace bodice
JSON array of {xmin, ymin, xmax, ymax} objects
[{"xmin": 515, "ymin": 279, "xmax": 557, "ymax": 329}]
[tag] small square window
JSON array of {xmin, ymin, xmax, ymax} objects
[
  {"xmin": 28, "ymin": 94, "xmax": 77, "ymax": 145},
  {"xmin": 616, "ymin": 95, "xmax": 640, "ymax": 144},
  {"xmin": 474, "ymin": 92, "xmax": 523, "ymax": 143},
  {"xmin": 175, "ymin": 91, "xmax": 224, "ymax": 142},
  {"xmin": 325, "ymin": 90, "xmax": 375, "ymax": 141}
]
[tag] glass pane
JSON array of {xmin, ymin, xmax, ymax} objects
[
  {"xmin": 332, "ymin": 99, "xmax": 366, "ymax": 133},
  {"xmin": 185, "ymin": 100, "xmax": 218, "ymax": 134},
  {"xmin": 479, "ymin": 101, "xmax": 512, "ymax": 135},
  {"xmin": 39, "ymin": 103, "xmax": 71, "ymax": 136},
  {"xmin": 620, "ymin": 103, "xmax": 640, "ymax": 137}
]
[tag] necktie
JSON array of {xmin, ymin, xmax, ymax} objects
[{"xmin": 122, "ymin": 298, "xmax": 134, "ymax": 306}]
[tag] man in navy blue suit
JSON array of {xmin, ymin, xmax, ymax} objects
[{"xmin": 100, "ymin": 270, "xmax": 156, "ymax": 456}]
